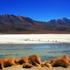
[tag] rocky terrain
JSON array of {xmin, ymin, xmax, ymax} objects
[
  {"xmin": 0, "ymin": 54, "xmax": 70, "ymax": 70},
  {"xmin": 0, "ymin": 14, "xmax": 70, "ymax": 34}
]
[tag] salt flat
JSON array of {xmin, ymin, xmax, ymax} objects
[{"xmin": 0, "ymin": 34, "xmax": 70, "ymax": 44}]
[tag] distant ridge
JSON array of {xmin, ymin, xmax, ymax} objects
[{"xmin": 0, "ymin": 14, "xmax": 70, "ymax": 34}]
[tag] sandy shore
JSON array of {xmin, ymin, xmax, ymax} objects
[
  {"xmin": 0, "ymin": 34, "xmax": 70, "ymax": 44},
  {"xmin": 3, "ymin": 65, "xmax": 70, "ymax": 70}
]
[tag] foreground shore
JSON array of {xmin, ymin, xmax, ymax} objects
[
  {"xmin": 3, "ymin": 66, "xmax": 70, "ymax": 70},
  {"xmin": 0, "ymin": 54, "xmax": 70, "ymax": 70}
]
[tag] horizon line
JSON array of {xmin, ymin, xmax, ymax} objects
[{"xmin": 0, "ymin": 14, "xmax": 70, "ymax": 22}]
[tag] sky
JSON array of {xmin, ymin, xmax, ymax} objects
[{"xmin": 0, "ymin": 0, "xmax": 70, "ymax": 21}]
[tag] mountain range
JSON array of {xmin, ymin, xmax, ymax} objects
[{"xmin": 0, "ymin": 14, "xmax": 70, "ymax": 34}]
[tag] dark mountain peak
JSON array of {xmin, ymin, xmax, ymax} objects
[
  {"xmin": 48, "ymin": 19, "xmax": 56, "ymax": 24},
  {"xmin": 62, "ymin": 17, "xmax": 70, "ymax": 20},
  {"xmin": 19, "ymin": 16, "xmax": 34, "ymax": 23},
  {"xmin": 48, "ymin": 18, "xmax": 70, "ymax": 25},
  {"xmin": 0, "ymin": 14, "xmax": 70, "ymax": 33},
  {"xmin": 62, "ymin": 17, "xmax": 70, "ymax": 23},
  {"xmin": 0, "ymin": 14, "xmax": 35, "ymax": 24}
]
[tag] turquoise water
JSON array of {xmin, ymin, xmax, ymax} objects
[{"xmin": 0, "ymin": 43, "xmax": 70, "ymax": 60}]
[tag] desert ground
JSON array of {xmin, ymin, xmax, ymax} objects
[{"xmin": 3, "ymin": 66, "xmax": 70, "ymax": 70}]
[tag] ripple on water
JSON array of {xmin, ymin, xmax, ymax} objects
[{"xmin": 0, "ymin": 43, "xmax": 70, "ymax": 60}]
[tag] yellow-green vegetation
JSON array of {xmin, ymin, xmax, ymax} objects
[{"xmin": 0, "ymin": 54, "xmax": 70, "ymax": 69}]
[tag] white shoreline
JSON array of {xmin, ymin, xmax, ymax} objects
[{"xmin": 0, "ymin": 34, "xmax": 70, "ymax": 44}]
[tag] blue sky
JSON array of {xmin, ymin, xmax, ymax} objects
[{"xmin": 0, "ymin": 0, "xmax": 70, "ymax": 21}]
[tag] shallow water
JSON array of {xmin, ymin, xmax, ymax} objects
[{"xmin": 0, "ymin": 43, "xmax": 70, "ymax": 60}]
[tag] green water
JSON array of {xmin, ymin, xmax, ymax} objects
[{"xmin": 0, "ymin": 43, "xmax": 70, "ymax": 60}]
